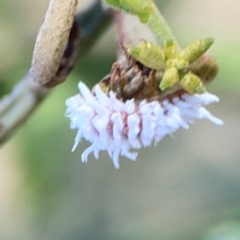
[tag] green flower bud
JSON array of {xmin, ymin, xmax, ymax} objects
[
  {"xmin": 181, "ymin": 38, "xmax": 214, "ymax": 64},
  {"xmin": 180, "ymin": 72, "xmax": 206, "ymax": 94},
  {"xmin": 160, "ymin": 67, "xmax": 179, "ymax": 90},
  {"xmin": 128, "ymin": 41, "xmax": 165, "ymax": 70}
]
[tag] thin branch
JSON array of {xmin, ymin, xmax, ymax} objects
[
  {"xmin": 0, "ymin": 0, "xmax": 113, "ymax": 146},
  {"xmin": 76, "ymin": 0, "xmax": 113, "ymax": 58},
  {"xmin": 0, "ymin": 75, "xmax": 47, "ymax": 144}
]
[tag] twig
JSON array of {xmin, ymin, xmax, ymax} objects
[
  {"xmin": 0, "ymin": 75, "xmax": 46, "ymax": 143},
  {"xmin": 75, "ymin": 0, "xmax": 113, "ymax": 58},
  {"xmin": 0, "ymin": 0, "xmax": 113, "ymax": 146}
]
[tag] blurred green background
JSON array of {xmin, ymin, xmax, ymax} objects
[{"xmin": 1, "ymin": 0, "xmax": 240, "ymax": 239}]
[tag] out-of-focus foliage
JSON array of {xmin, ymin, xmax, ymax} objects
[
  {"xmin": 204, "ymin": 222, "xmax": 240, "ymax": 240},
  {"xmin": 1, "ymin": 0, "xmax": 240, "ymax": 240}
]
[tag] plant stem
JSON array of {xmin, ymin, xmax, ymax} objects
[
  {"xmin": 147, "ymin": 3, "xmax": 178, "ymax": 46},
  {"xmin": 0, "ymin": 75, "xmax": 47, "ymax": 144},
  {"xmin": 76, "ymin": 0, "xmax": 113, "ymax": 58}
]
